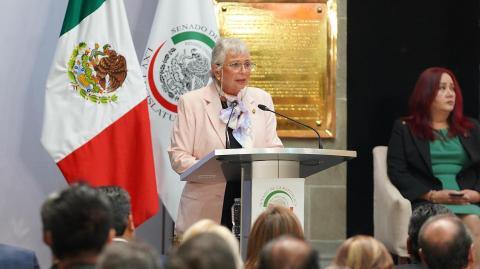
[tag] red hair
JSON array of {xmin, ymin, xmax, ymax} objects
[{"xmin": 405, "ymin": 67, "xmax": 473, "ymax": 140}]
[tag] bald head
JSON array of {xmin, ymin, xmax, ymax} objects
[
  {"xmin": 407, "ymin": 204, "xmax": 452, "ymax": 262},
  {"xmin": 259, "ymin": 236, "xmax": 319, "ymax": 269},
  {"xmin": 418, "ymin": 215, "xmax": 472, "ymax": 269},
  {"xmin": 421, "ymin": 216, "xmax": 458, "ymax": 245}
]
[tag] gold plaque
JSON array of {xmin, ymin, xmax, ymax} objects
[{"xmin": 214, "ymin": 1, "xmax": 337, "ymax": 138}]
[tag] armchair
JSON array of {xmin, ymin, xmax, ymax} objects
[{"xmin": 373, "ymin": 146, "xmax": 411, "ymax": 258}]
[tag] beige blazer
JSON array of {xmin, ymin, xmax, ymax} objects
[{"xmin": 168, "ymin": 82, "xmax": 283, "ymax": 233}]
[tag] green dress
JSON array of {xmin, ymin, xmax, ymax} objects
[{"xmin": 430, "ymin": 128, "xmax": 480, "ymax": 215}]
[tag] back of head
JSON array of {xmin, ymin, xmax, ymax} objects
[
  {"xmin": 332, "ymin": 235, "xmax": 393, "ymax": 269},
  {"xmin": 258, "ymin": 235, "xmax": 319, "ymax": 269},
  {"xmin": 181, "ymin": 219, "xmax": 217, "ymax": 242},
  {"xmin": 168, "ymin": 233, "xmax": 236, "ymax": 269},
  {"xmin": 97, "ymin": 240, "xmax": 161, "ymax": 269},
  {"xmin": 418, "ymin": 215, "xmax": 472, "ymax": 269},
  {"xmin": 98, "ymin": 185, "xmax": 132, "ymax": 237},
  {"xmin": 182, "ymin": 219, "xmax": 243, "ymax": 269},
  {"xmin": 246, "ymin": 205, "xmax": 304, "ymax": 269},
  {"xmin": 407, "ymin": 204, "xmax": 452, "ymax": 262},
  {"xmin": 41, "ymin": 182, "xmax": 113, "ymax": 259}
]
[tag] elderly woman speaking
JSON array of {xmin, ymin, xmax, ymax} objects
[{"xmin": 168, "ymin": 38, "xmax": 283, "ymax": 234}]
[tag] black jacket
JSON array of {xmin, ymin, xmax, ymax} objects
[{"xmin": 387, "ymin": 119, "xmax": 480, "ymax": 204}]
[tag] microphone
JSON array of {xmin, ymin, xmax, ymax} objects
[
  {"xmin": 257, "ymin": 104, "xmax": 323, "ymax": 149},
  {"xmin": 225, "ymin": 101, "xmax": 239, "ymax": 149}
]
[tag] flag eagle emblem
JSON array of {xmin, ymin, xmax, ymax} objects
[{"xmin": 68, "ymin": 42, "xmax": 127, "ymax": 104}]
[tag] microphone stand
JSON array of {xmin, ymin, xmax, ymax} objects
[{"xmin": 257, "ymin": 104, "xmax": 323, "ymax": 149}]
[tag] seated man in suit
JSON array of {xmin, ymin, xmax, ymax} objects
[
  {"xmin": 396, "ymin": 203, "xmax": 452, "ymax": 268},
  {"xmin": 0, "ymin": 243, "xmax": 40, "ymax": 269},
  {"xmin": 418, "ymin": 215, "xmax": 474, "ymax": 269},
  {"xmin": 98, "ymin": 186, "xmax": 135, "ymax": 242},
  {"xmin": 41, "ymin": 183, "xmax": 114, "ymax": 269}
]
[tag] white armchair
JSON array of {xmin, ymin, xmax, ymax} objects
[{"xmin": 373, "ymin": 146, "xmax": 412, "ymax": 258}]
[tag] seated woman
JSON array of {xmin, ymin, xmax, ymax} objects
[
  {"xmin": 245, "ymin": 205, "xmax": 304, "ymax": 269},
  {"xmin": 331, "ymin": 235, "xmax": 393, "ymax": 269},
  {"xmin": 387, "ymin": 67, "xmax": 480, "ymax": 262},
  {"xmin": 168, "ymin": 38, "xmax": 283, "ymax": 234}
]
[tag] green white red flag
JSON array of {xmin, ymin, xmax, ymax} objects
[{"xmin": 41, "ymin": 0, "xmax": 158, "ymax": 226}]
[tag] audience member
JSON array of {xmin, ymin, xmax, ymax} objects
[
  {"xmin": 0, "ymin": 243, "xmax": 40, "ymax": 269},
  {"xmin": 41, "ymin": 182, "xmax": 114, "ymax": 269},
  {"xmin": 97, "ymin": 240, "xmax": 161, "ymax": 269},
  {"xmin": 396, "ymin": 204, "xmax": 451, "ymax": 268},
  {"xmin": 167, "ymin": 233, "xmax": 236, "ymax": 269},
  {"xmin": 245, "ymin": 205, "xmax": 304, "ymax": 269},
  {"xmin": 258, "ymin": 235, "xmax": 319, "ymax": 269},
  {"xmin": 181, "ymin": 219, "xmax": 242, "ymax": 269},
  {"xmin": 418, "ymin": 215, "xmax": 473, "ymax": 269},
  {"xmin": 98, "ymin": 186, "xmax": 135, "ymax": 241},
  {"xmin": 332, "ymin": 235, "xmax": 393, "ymax": 269}
]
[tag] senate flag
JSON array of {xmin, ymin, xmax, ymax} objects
[
  {"xmin": 141, "ymin": 0, "xmax": 219, "ymax": 219},
  {"xmin": 41, "ymin": 0, "xmax": 158, "ymax": 226}
]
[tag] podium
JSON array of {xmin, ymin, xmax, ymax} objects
[{"xmin": 180, "ymin": 148, "xmax": 356, "ymax": 258}]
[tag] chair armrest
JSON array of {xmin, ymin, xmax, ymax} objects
[{"xmin": 373, "ymin": 146, "xmax": 412, "ymax": 257}]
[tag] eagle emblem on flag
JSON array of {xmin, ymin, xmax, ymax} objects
[{"xmin": 67, "ymin": 42, "xmax": 127, "ymax": 104}]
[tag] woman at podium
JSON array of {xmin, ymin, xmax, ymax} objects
[
  {"xmin": 387, "ymin": 67, "xmax": 480, "ymax": 262},
  {"xmin": 168, "ymin": 38, "xmax": 283, "ymax": 234}
]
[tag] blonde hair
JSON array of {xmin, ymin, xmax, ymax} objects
[
  {"xmin": 332, "ymin": 235, "xmax": 393, "ymax": 269},
  {"xmin": 182, "ymin": 219, "xmax": 243, "ymax": 269}
]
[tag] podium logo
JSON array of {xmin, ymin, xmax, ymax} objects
[
  {"xmin": 144, "ymin": 29, "xmax": 216, "ymax": 116},
  {"xmin": 261, "ymin": 187, "xmax": 297, "ymax": 211}
]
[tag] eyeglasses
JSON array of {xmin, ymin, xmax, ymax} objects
[{"xmin": 224, "ymin": 61, "xmax": 256, "ymax": 72}]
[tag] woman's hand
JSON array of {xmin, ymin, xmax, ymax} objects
[
  {"xmin": 429, "ymin": 190, "xmax": 471, "ymax": 204},
  {"xmin": 460, "ymin": 189, "xmax": 480, "ymax": 204}
]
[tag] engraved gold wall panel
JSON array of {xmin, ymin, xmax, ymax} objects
[{"xmin": 214, "ymin": 1, "xmax": 336, "ymax": 138}]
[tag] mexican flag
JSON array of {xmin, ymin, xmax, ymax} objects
[
  {"xmin": 41, "ymin": 0, "xmax": 158, "ymax": 226},
  {"xmin": 141, "ymin": 0, "xmax": 219, "ymax": 220}
]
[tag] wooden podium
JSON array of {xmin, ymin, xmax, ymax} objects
[{"xmin": 181, "ymin": 148, "xmax": 356, "ymax": 258}]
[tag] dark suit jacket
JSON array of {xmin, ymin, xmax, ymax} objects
[
  {"xmin": 387, "ymin": 119, "xmax": 480, "ymax": 204},
  {"xmin": 0, "ymin": 244, "xmax": 40, "ymax": 269}
]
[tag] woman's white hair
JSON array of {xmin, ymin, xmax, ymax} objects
[{"xmin": 211, "ymin": 37, "xmax": 250, "ymax": 66}]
